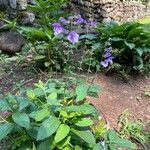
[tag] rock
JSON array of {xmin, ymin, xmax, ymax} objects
[
  {"xmin": 0, "ymin": 0, "xmax": 8, "ymax": 10},
  {"xmin": 0, "ymin": 21, "xmax": 5, "ymax": 31},
  {"xmin": 17, "ymin": 0, "xmax": 28, "ymax": 10},
  {"xmin": 19, "ymin": 12, "xmax": 35, "ymax": 25},
  {"xmin": 28, "ymin": 0, "xmax": 35, "ymax": 5},
  {"xmin": 7, "ymin": 7, "xmax": 19, "ymax": 19},
  {"xmin": 9, "ymin": 0, "xmax": 17, "ymax": 9},
  {"xmin": 0, "ymin": 31, "xmax": 24, "ymax": 54}
]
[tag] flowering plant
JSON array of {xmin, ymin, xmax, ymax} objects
[{"xmin": 52, "ymin": 15, "xmax": 97, "ymax": 45}]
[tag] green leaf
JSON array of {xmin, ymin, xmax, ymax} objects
[
  {"xmin": 12, "ymin": 112, "xmax": 30, "ymax": 129},
  {"xmin": 37, "ymin": 116, "xmax": 60, "ymax": 141},
  {"xmin": 55, "ymin": 124, "xmax": 70, "ymax": 143},
  {"xmin": 136, "ymin": 48, "xmax": 143, "ymax": 56},
  {"xmin": 93, "ymin": 143, "xmax": 104, "ymax": 150},
  {"xmin": 34, "ymin": 55, "xmax": 46, "ymax": 60},
  {"xmin": 75, "ymin": 145, "xmax": 83, "ymax": 150},
  {"xmin": 16, "ymin": 97, "xmax": 31, "ymax": 111},
  {"xmin": 65, "ymin": 104, "xmax": 99, "ymax": 117},
  {"xmin": 75, "ymin": 118, "xmax": 94, "ymax": 127},
  {"xmin": 56, "ymin": 136, "xmax": 71, "ymax": 149},
  {"xmin": 71, "ymin": 128, "xmax": 96, "ymax": 146},
  {"xmin": 80, "ymin": 34, "xmax": 97, "ymax": 40},
  {"xmin": 88, "ymin": 85, "xmax": 100, "ymax": 97},
  {"xmin": 108, "ymin": 130, "xmax": 118, "ymax": 141},
  {"xmin": 75, "ymin": 84, "xmax": 89, "ymax": 102},
  {"xmin": 111, "ymin": 139, "xmax": 136, "ymax": 149},
  {"xmin": 47, "ymin": 92, "xmax": 60, "ymax": 106},
  {"xmin": 0, "ymin": 100, "xmax": 12, "ymax": 111},
  {"xmin": 124, "ymin": 41, "xmax": 135, "ymax": 49},
  {"xmin": 26, "ymin": 89, "xmax": 36, "ymax": 99},
  {"xmin": 0, "ymin": 123, "xmax": 14, "ymax": 140},
  {"xmin": 108, "ymin": 130, "xmax": 136, "ymax": 149},
  {"xmin": 38, "ymin": 136, "xmax": 55, "ymax": 150},
  {"xmin": 29, "ymin": 109, "xmax": 50, "ymax": 122}
]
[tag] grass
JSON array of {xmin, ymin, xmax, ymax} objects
[{"xmin": 139, "ymin": 16, "xmax": 150, "ymax": 24}]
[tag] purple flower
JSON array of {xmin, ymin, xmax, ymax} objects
[
  {"xmin": 101, "ymin": 60, "xmax": 109, "ymax": 68},
  {"xmin": 104, "ymin": 47, "xmax": 112, "ymax": 53},
  {"xmin": 89, "ymin": 20, "xmax": 97, "ymax": 27},
  {"xmin": 67, "ymin": 31, "xmax": 79, "ymax": 44},
  {"xmin": 101, "ymin": 57, "xmax": 113, "ymax": 68},
  {"xmin": 59, "ymin": 17, "xmax": 69, "ymax": 25},
  {"xmin": 104, "ymin": 52, "xmax": 112, "ymax": 58},
  {"xmin": 52, "ymin": 23, "xmax": 64, "ymax": 36},
  {"xmin": 75, "ymin": 15, "xmax": 84, "ymax": 25},
  {"xmin": 101, "ymin": 46, "xmax": 113, "ymax": 68}
]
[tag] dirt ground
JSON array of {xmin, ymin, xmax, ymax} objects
[{"xmin": 89, "ymin": 74, "xmax": 150, "ymax": 129}]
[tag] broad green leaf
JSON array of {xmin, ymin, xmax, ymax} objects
[
  {"xmin": 80, "ymin": 34, "xmax": 97, "ymax": 40},
  {"xmin": 55, "ymin": 124, "xmax": 70, "ymax": 143},
  {"xmin": 111, "ymin": 139, "xmax": 136, "ymax": 149},
  {"xmin": 76, "ymin": 84, "xmax": 89, "ymax": 102},
  {"xmin": 26, "ymin": 89, "xmax": 36, "ymax": 99},
  {"xmin": 16, "ymin": 97, "xmax": 31, "ymax": 111},
  {"xmin": 108, "ymin": 130, "xmax": 118, "ymax": 141},
  {"xmin": 75, "ymin": 118, "xmax": 94, "ymax": 127},
  {"xmin": 108, "ymin": 130, "xmax": 136, "ymax": 149},
  {"xmin": 75, "ymin": 145, "xmax": 83, "ymax": 150},
  {"xmin": 0, "ymin": 123, "xmax": 14, "ymax": 140},
  {"xmin": 124, "ymin": 41, "xmax": 135, "ymax": 49},
  {"xmin": 71, "ymin": 128, "xmax": 96, "ymax": 146},
  {"xmin": 34, "ymin": 55, "xmax": 46, "ymax": 60},
  {"xmin": 88, "ymin": 85, "xmax": 100, "ymax": 97},
  {"xmin": 29, "ymin": 109, "xmax": 50, "ymax": 122},
  {"xmin": 109, "ymin": 144, "xmax": 116, "ymax": 150},
  {"xmin": 93, "ymin": 143, "xmax": 104, "ymax": 150},
  {"xmin": 37, "ymin": 116, "xmax": 60, "ymax": 141},
  {"xmin": 12, "ymin": 112, "xmax": 30, "ymax": 129},
  {"xmin": 38, "ymin": 136, "xmax": 55, "ymax": 150},
  {"xmin": 136, "ymin": 48, "xmax": 143, "ymax": 56},
  {"xmin": 65, "ymin": 104, "xmax": 99, "ymax": 117},
  {"xmin": 47, "ymin": 92, "xmax": 60, "ymax": 106},
  {"xmin": 48, "ymin": 92, "xmax": 57, "ymax": 100},
  {"xmin": 27, "ymin": 127, "xmax": 38, "ymax": 139},
  {"xmin": 0, "ymin": 100, "xmax": 12, "ymax": 111},
  {"xmin": 56, "ymin": 136, "xmax": 71, "ymax": 149}
]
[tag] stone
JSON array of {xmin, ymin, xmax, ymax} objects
[
  {"xmin": 19, "ymin": 12, "xmax": 35, "ymax": 25},
  {"xmin": 27, "ymin": 0, "xmax": 35, "ymax": 5},
  {"xmin": 17, "ymin": 0, "xmax": 28, "ymax": 10},
  {"xmin": 0, "ymin": 0, "xmax": 8, "ymax": 10},
  {"xmin": 9, "ymin": 0, "xmax": 17, "ymax": 9},
  {"xmin": 0, "ymin": 31, "xmax": 24, "ymax": 54}
]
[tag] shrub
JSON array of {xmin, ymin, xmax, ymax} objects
[
  {"xmin": 0, "ymin": 79, "xmax": 136, "ymax": 149},
  {"xmin": 94, "ymin": 21, "xmax": 150, "ymax": 75}
]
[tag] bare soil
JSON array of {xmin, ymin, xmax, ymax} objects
[{"xmin": 89, "ymin": 74, "xmax": 150, "ymax": 129}]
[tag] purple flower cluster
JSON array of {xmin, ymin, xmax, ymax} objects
[
  {"xmin": 52, "ymin": 15, "xmax": 97, "ymax": 44},
  {"xmin": 101, "ymin": 47, "xmax": 113, "ymax": 68}
]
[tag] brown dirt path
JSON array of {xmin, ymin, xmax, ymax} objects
[{"xmin": 89, "ymin": 74, "xmax": 150, "ymax": 129}]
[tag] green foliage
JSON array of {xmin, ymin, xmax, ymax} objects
[
  {"xmin": 0, "ymin": 79, "xmax": 100, "ymax": 149},
  {"xmin": 95, "ymin": 21, "xmax": 150, "ymax": 74},
  {"xmin": 105, "ymin": 130, "xmax": 137, "ymax": 150},
  {"xmin": 16, "ymin": 0, "xmax": 72, "ymax": 72},
  {"xmin": 0, "ymin": 79, "xmax": 136, "ymax": 149},
  {"xmin": 118, "ymin": 110, "xmax": 150, "ymax": 147}
]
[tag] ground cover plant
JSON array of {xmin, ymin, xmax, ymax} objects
[
  {"xmin": 0, "ymin": 79, "xmax": 137, "ymax": 150},
  {"xmin": 118, "ymin": 110, "xmax": 150, "ymax": 149}
]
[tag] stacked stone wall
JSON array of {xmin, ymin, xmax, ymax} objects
[{"xmin": 71, "ymin": 0, "xmax": 150, "ymax": 22}]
